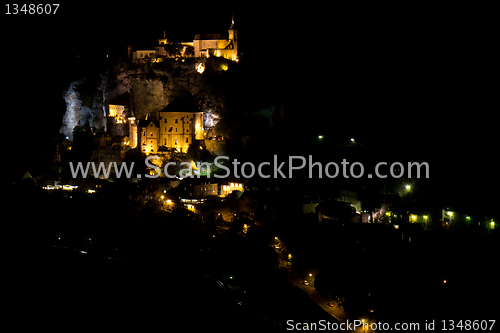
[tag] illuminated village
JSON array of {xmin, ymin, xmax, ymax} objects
[{"xmin": 8, "ymin": 9, "xmax": 498, "ymax": 332}]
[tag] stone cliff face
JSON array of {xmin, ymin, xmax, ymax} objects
[
  {"xmin": 60, "ymin": 76, "xmax": 107, "ymax": 140},
  {"xmin": 60, "ymin": 57, "xmax": 232, "ymax": 140},
  {"xmin": 108, "ymin": 58, "xmax": 208, "ymax": 121}
]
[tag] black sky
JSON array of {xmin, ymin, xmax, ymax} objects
[{"xmin": 4, "ymin": 3, "xmax": 497, "ymax": 216}]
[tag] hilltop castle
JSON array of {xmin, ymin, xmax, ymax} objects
[
  {"xmin": 130, "ymin": 14, "xmax": 239, "ymax": 62},
  {"xmin": 96, "ymin": 16, "xmax": 239, "ymax": 164}
]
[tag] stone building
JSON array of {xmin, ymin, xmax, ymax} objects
[
  {"xmin": 131, "ymin": 14, "xmax": 238, "ymax": 62},
  {"xmin": 138, "ymin": 119, "xmax": 159, "ymax": 155},
  {"xmin": 132, "ymin": 97, "xmax": 204, "ymax": 155},
  {"xmin": 158, "ymin": 97, "xmax": 204, "ymax": 153}
]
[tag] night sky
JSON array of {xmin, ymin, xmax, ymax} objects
[{"xmin": 4, "ymin": 3, "xmax": 497, "ymax": 216}]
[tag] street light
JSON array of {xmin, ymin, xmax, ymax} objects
[
  {"xmin": 446, "ymin": 211, "xmax": 453, "ymax": 225},
  {"xmin": 405, "ymin": 185, "xmax": 411, "ymax": 191}
]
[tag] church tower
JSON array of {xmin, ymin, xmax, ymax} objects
[{"xmin": 228, "ymin": 13, "xmax": 238, "ymax": 59}]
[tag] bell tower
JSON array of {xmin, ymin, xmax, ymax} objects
[{"xmin": 228, "ymin": 13, "xmax": 238, "ymax": 59}]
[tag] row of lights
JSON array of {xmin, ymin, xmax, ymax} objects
[{"xmin": 318, "ymin": 136, "xmax": 356, "ymax": 143}]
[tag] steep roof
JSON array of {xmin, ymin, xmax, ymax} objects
[
  {"xmin": 194, "ymin": 33, "xmax": 227, "ymax": 40},
  {"xmin": 108, "ymin": 92, "xmax": 131, "ymax": 108},
  {"xmin": 138, "ymin": 119, "xmax": 159, "ymax": 128},
  {"xmin": 159, "ymin": 97, "xmax": 202, "ymax": 113}
]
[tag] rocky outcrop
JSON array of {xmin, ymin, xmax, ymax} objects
[
  {"xmin": 61, "ymin": 57, "xmax": 231, "ymax": 140},
  {"xmin": 108, "ymin": 58, "xmax": 208, "ymax": 120},
  {"xmin": 60, "ymin": 76, "xmax": 107, "ymax": 140}
]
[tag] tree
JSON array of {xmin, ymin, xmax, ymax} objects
[
  {"xmin": 184, "ymin": 45, "xmax": 194, "ymax": 57},
  {"xmin": 186, "ymin": 141, "xmax": 212, "ymax": 162},
  {"xmin": 164, "ymin": 42, "xmax": 184, "ymax": 57}
]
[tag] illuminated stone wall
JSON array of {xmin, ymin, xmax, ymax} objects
[
  {"xmin": 158, "ymin": 111, "xmax": 203, "ymax": 153},
  {"xmin": 128, "ymin": 117, "xmax": 138, "ymax": 148},
  {"xmin": 139, "ymin": 121, "xmax": 159, "ymax": 154},
  {"xmin": 108, "ymin": 104, "xmax": 126, "ymax": 123}
]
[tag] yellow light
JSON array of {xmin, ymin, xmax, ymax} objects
[
  {"xmin": 166, "ymin": 200, "xmax": 172, "ymax": 204},
  {"xmin": 309, "ymin": 273, "xmax": 312, "ymax": 277},
  {"xmin": 195, "ymin": 62, "xmax": 205, "ymax": 74},
  {"xmin": 447, "ymin": 211, "xmax": 453, "ymax": 216},
  {"xmin": 443, "ymin": 280, "xmax": 447, "ymax": 284},
  {"xmin": 220, "ymin": 64, "xmax": 228, "ymax": 71},
  {"xmin": 161, "ymin": 195, "xmax": 164, "ymax": 200}
]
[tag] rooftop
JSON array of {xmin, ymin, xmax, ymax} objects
[
  {"xmin": 159, "ymin": 97, "xmax": 202, "ymax": 113},
  {"xmin": 194, "ymin": 33, "xmax": 227, "ymax": 40}
]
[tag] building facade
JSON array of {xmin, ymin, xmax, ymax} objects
[
  {"xmin": 139, "ymin": 119, "xmax": 160, "ymax": 155},
  {"xmin": 131, "ymin": 97, "xmax": 204, "ymax": 155},
  {"xmin": 132, "ymin": 15, "xmax": 238, "ymax": 62},
  {"xmin": 158, "ymin": 97, "xmax": 204, "ymax": 153}
]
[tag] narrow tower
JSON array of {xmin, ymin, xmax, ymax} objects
[{"xmin": 228, "ymin": 13, "xmax": 238, "ymax": 60}]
